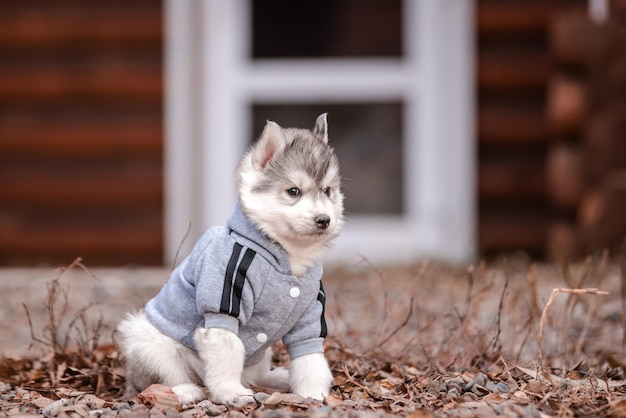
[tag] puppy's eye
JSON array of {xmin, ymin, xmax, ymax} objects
[
  {"xmin": 287, "ymin": 187, "xmax": 301, "ymax": 196},
  {"xmin": 323, "ymin": 187, "xmax": 331, "ymax": 197}
]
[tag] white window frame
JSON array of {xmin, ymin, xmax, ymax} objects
[{"xmin": 164, "ymin": 0, "xmax": 475, "ymax": 266}]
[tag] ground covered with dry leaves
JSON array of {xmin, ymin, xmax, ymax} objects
[{"xmin": 1, "ymin": 254, "xmax": 626, "ymax": 417}]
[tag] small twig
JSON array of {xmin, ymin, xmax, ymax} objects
[
  {"xmin": 490, "ymin": 266, "xmax": 509, "ymax": 355},
  {"xmin": 574, "ymin": 250, "xmax": 609, "ymax": 359},
  {"xmin": 171, "ymin": 221, "xmax": 192, "ymax": 272},
  {"xmin": 376, "ymin": 297, "xmax": 414, "ymax": 348},
  {"xmin": 497, "ymin": 356, "xmax": 521, "ymax": 391},
  {"xmin": 528, "ymin": 264, "xmax": 541, "ymax": 320},
  {"xmin": 537, "ymin": 288, "xmax": 609, "ymax": 384},
  {"xmin": 356, "ymin": 256, "xmax": 391, "ymax": 343},
  {"xmin": 462, "ymin": 261, "xmax": 490, "ymax": 334},
  {"xmin": 22, "ymin": 303, "xmax": 48, "ymax": 349},
  {"xmin": 59, "ymin": 257, "xmax": 99, "ymax": 282},
  {"xmin": 462, "ymin": 264, "xmax": 476, "ymax": 322},
  {"xmin": 63, "ymin": 303, "xmax": 96, "ymax": 354},
  {"xmin": 621, "ymin": 238, "xmax": 626, "ymax": 352},
  {"xmin": 564, "ymin": 257, "xmax": 592, "ymax": 315},
  {"xmin": 514, "ymin": 318, "xmax": 535, "ymax": 363}
]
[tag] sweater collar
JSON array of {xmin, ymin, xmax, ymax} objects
[
  {"xmin": 227, "ymin": 202, "xmax": 323, "ymax": 280},
  {"xmin": 227, "ymin": 201, "xmax": 293, "ymax": 275}
]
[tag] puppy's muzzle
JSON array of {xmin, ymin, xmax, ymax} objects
[{"xmin": 315, "ymin": 215, "xmax": 330, "ymax": 230}]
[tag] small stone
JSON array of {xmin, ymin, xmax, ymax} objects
[
  {"xmin": 253, "ymin": 392, "xmax": 270, "ymax": 403},
  {"xmin": 114, "ymin": 402, "xmax": 132, "ymax": 412},
  {"xmin": 197, "ymin": 400, "xmax": 227, "ymax": 417},
  {"xmin": 486, "ymin": 381, "xmax": 509, "ymax": 393},
  {"xmin": 149, "ymin": 407, "xmax": 167, "ymax": 418},
  {"xmin": 180, "ymin": 407, "xmax": 201, "ymax": 418},
  {"xmin": 445, "ymin": 387, "xmax": 460, "ymax": 402},
  {"xmin": 1, "ymin": 392, "xmax": 15, "ymax": 401},
  {"xmin": 447, "ymin": 381, "xmax": 463, "ymax": 395},
  {"xmin": 464, "ymin": 372, "xmax": 487, "ymax": 393},
  {"xmin": 165, "ymin": 408, "xmax": 183, "ymax": 418},
  {"xmin": 42, "ymin": 398, "xmax": 70, "ymax": 417}
]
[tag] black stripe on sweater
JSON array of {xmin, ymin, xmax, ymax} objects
[
  {"xmin": 229, "ymin": 248, "xmax": 256, "ymax": 318},
  {"xmin": 318, "ymin": 282, "xmax": 328, "ymax": 338},
  {"xmin": 220, "ymin": 243, "xmax": 243, "ymax": 315}
]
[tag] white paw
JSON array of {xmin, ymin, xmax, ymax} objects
[
  {"xmin": 172, "ymin": 383, "xmax": 205, "ymax": 405},
  {"xmin": 290, "ymin": 353, "xmax": 332, "ymax": 400},
  {"xmin": 211, "ymin": 385, "xmax": 255, "ymax": 406},
  {"xmin": 293, "ymin": 383, "xmax": 329, "ymax": 400}
]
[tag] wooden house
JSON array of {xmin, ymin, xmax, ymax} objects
[{"xmin": 1, "ymin": 0, "xmax": 624, "ymax": 266}]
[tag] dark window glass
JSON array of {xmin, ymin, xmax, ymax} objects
[
  {"xmin": 251, "ymin": 0, "xmax": 403, "ymax": 59},
  {"xmin": 251, "ymin": 103, "xmax": 404, "ymax": 215}
]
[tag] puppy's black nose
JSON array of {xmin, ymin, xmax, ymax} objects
[{"xmin": 315, "ymin": 215, "xmax": 330, "ymax": 229}]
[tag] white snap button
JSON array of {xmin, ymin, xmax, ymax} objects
[
  {"xmin": 289, "ymin": 287, "xmax": 301, "ymax": 298},
  {"xmin": 256, "ymin": 333, "xmax": 268, "ymax": 343}
]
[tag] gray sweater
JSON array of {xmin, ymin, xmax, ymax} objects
[{"xmin": 145, "ymin": 202, "xmax": 327, "ymax": 367}]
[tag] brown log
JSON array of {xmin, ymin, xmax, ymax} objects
[
  {"xmin": 0, "ymin": 117, "xmax": 162, "ymax": 158},
  {"xmin": 0, "ymin": 165, "xmax": 162, "ymax": 209},
  {"xmin": 578, "ymin": 175, "xmax": 626, "ymax": 253},
  {"xmin": 480, "ymin": 215, "xmax": 547, "ymax": 252},
  {"xmin": 0, "ymin": 0, "xmax": 164, "ymax": 267},
  {"xmin": 0, "ymin": 9, "xmax": 162, "ymax": 50},
  {"xmin": 587, "ymin": 26, "xmax": 626, "ymax": 105},
  {"xmin": 583, "ymin": 103, "xmax": 626, "ymax": 182},
  {"xmin": 546, "ymin": 76, "xmax": 586, "ymax": 134},
  {"xmin": 479, "ymin": 160, "xmax": 546, "ymax": 200},
  {"xmin": 479, "ymin": 105, "xmax": 548, "ymax": 146},
  {"xmin": 615, "ymin": 0, "xmax": 626, "ymax": 20},
  {"xmin": 477, "ymin": 1, "xmax": 552, "ymax": 35},
  {"xmin": 550, "ymin": 9, "xmax": 598, "ymax": 66},
  {"xmin": 578, "ymin": 188, "xmax": 605, "ymax": 231},
  {"xmin": 546, "ymin": 143, "xmax": 585, "ymax": 209},
  {"xmin": 0, "ymin": 215, "xmax": 163, "ymax": 266},
  {"xmin": 478, "ymin": 51, "xmax": 550, "ymax": 92},
  {"xmin": 546, "ymin": 220, "xmax": 581, "ymax": 261},
  {"xmin": 0, "ymin": 65, "xmax": 162, "ymax": 103}
]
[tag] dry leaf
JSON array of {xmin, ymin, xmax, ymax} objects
[{"xmin": 137, "ymin": 384, "xmax": 179, "ymax": 412}]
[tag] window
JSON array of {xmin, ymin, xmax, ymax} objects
[{"xmin": 165, "ymin": 0, "xmax": 475, "ymax": 265}]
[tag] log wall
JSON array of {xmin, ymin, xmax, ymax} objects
[
  {"xmin": 547, "ymin": 2, "xmax": 626, "ymax": 259},
  {"xmin": 477, "ymin": 0, "xmax": 564, "ymax": 256},
  {"xmin": 0, "ymin": 1, "xmax": 163, "ymax": 265},
  {"xmin": 2, "ymin": 1, "xmax": 622, "ymax": 265}
]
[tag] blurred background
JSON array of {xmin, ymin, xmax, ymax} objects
[{"xmin": 0, "ymin": 0, "xmax": 625, "ymax": 267}]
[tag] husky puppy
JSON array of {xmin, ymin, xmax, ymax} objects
[{"xmin": 116, "ymin": 114, "xmax": 343, "ymax": 406}]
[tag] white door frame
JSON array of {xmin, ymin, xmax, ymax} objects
[{"xmin": 164, "ymin": 0, "xmax": 475, "ymax": 266}]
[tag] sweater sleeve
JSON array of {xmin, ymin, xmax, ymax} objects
[
  {"xmin": 193, "ymin": 231, "xmax": 244, "ymax": 333},
  {"xmin": 193, "ymin": 232, "xmax": 258, "ymax": 336},
  {"xmin": 282, "ymin": 282, "xmax": 327, "ymax": 359}
]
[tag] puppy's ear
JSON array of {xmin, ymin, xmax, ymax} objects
[
  {"xmin": 313, "ymin": 113, "xmax": 329, "ymax": 144},
  {"xmin": 252, "ymin": 120, "xmax": 287, "ymax": 170}
]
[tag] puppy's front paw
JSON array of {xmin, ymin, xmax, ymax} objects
[
  {"xmin": 172, "ymin": 383, "xmax": 205, "ymax": 405},
  {"xmin": 290, "ymin": 353, "xmax": 333, "ymax": 401},
  {"xmin": 211, "ymin": 385, "xmax": 255, "ymax": 406},
  {"xmin": 294, "ymin": 384, "xmax": 329, "ymax": 400}
]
